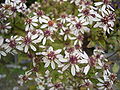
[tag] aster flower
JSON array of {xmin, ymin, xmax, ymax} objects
[
  {"xmin": 95, "ymin": 0, "xmax": 114, "ymax": 14},
  {"xmin": 73, "ymin": 33, "xmax": 84, "ymax": 47},
  {"xmin": 33, "ymin": 10, "xmax": 48, "ymax": 24},
  {"xmin": 70, "ymin": 17, "xmax": 90, "ymax": 34},
  {"xmin": 15, "ymin": 0, "xmax": 27, "ymax": 13},
  {"xmin": 40, "ymin": 16, "xmax": 57, "ymax": 32},
  {"xmin": 18, "ymin": 70, "xmax": 32, "ymax": 86},
  {"xmin": 41, "ymin": 46, "xmax": 63, "ymax": 69},
  {"xmin": 25, "ymin": 16, "xmax": 38, "ymax": 31},
  {"xmin": 20, "ymin": 32, "xmax": 39, "ymax": 53},
  {"xmin": 97, "ymin": 76, "xmax": 113, "ymax": 90},
  {"xmin": 0, "ymin": 23, "xmax": 11, "ymax": 33},
  {"xmin": 4, "ymin": 35, "xmax": 23, "ymax": 52},
  {"xmin": 59, "ymin": 27, "xmax": 76, "ymax": 41},
  {"xmin": 60, "ymin": 51, "xmax": 81, "ymax": 76},
  {"xmin": 39, "ymin": 29, "xmax": 54, "ymax": 45},
  {"xmin": 78, "ymin": 8, "xmax": 100, "ymax": 24},
  {"xmin": 94, "ymin": 10, "xmax": 115, "ymax": 34},
  {"xmin": 48, "ymin": 82, "xmax": 63, "ymax": 90},
  {"xmin": 57, "ymin": 14, "xmax": 70, "ymax": 24}
]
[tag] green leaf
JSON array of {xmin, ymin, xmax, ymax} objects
[
  {"xmin": 112, "ymin": 63, "xmax": 119, "ymax": 73},
  {"xmin": 87, "ymin": 41, "xmax": 95, "ymax": 48}
]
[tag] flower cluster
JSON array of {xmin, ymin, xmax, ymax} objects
[{"xmin": 0, "ymin": 0, "xmax": 117, "ymax": 89}]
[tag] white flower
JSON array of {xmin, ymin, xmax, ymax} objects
[
  {"xmin": 59, "ymin": 27, "xmax": 76, "ymax": 41},
  {"xmin": 0, "ymin": 23, "xmax": 11, "ymax": 33},
  {"xmin": 94, "ymin": 11, "xmax": 115, "ymax": 34},
  {"xmin": 57, "ymin": 14, "xmax": 70, "ymax": 24},
  {"xmin": 33, "ymin": 10, "xmax": 48, "ymax": 24},
  {"xmin": 74, "ymin": 33, "xmax": 84, "ymax": 47},
  {"xmin": 41, "ymin": 46, "xmax": 63, "ymax": 69},
  {"xmin": 60, "ymin": 51, "xmax": 81, "ymax": 76},
  {"xmin": 70, "ymin": 17, "xmax": 90, "ymax": 34},
  {"xmin": 95, "ymin": 0, "xmax": 114, "ymax": 13},
  {"xmin": 78, "ymin": 8, "xmax": 100, "ymax": 24},
  {"xmin": 20, "ymin": 32, "xmax": 39, "ymax": 53},
  {"xmin": 40, "ymin": 16, "xmax": 57, "ymax": 32},
  {"xmin": 97, "ymin": 77, "xmax": 113, "ymax": 90},
  {"xmin": 39, "ymin": 29, "xmax": 54, "ymax": 45},
  {"xmin": 25, "ymin": 16, "xmax": 38, "ymax": 31},
  {"xmin": 4, "ymin": 35, "xmax": 23, "ymax": 53}
]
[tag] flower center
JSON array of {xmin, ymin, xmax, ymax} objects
[
  {"xmin": 36, "ymin": 10, "xmax": 44, "ymax": 16},
  {"xmin": 77, "ymin": 35, "xmax": 84, "ymax": 41},
  {"xmin": 82, "ymin": 9, "xmax": 90, "ymax": 16},
  {"xmin": 11, "ymin": 7, "xmax": 17, "ymax": 12},
  {"xmin": 44, "ymin": 30, "xmax": 51, "ymax": 37},
  {"xmin": 0, "ymin": 25, "xmax": 6, "ymax": 29},
  {"xmin": 48, "ymin": 20, "xmax": 54, "ymax": 26},
  {"xmin": 69, "ymin": 55, "xmax": 78, "ymax": 64},
  {"xmin": 76, "ymin": 22, "xmax": 82, "ymax": 29},
  {"xmin": 24, "ymin": 36, "xmax": 31, "ymax": 45},
  {"xmin": 54, "ymin": 83, "xmax": 61, "ymax": 88},
  {"xmin": 9, "ymin": 40, "xmax": 16, "ymax": 48},
  {"xmin": 103, "ymin": 0, "xmax": 110, "ymax": 5},
  {"xmin": 64, "ymin": 29, "xmax": 70, "ymax": 34},
  {"xmin": 26, "ymin": 19, "xmax": 32, "ymax": 24},
  {"xmin": 89, "ymin": 57, "xmax": 96, "ymax": 66},
  {"xmin": 47, "ymin": 51, "xmax": 56, "ymax": 60},
  {"xmin": 101, "ymin": 16, "xmax": 109, "ymax": 24},
  {"xmin": 61, "ymin": 14, "xmax": 67, "ymax": 18},
  {"xmin": 67, "ymin": 47, "xmax": 74, "ymax": 53},
  {"xmin": 104, "ymin": 81, "xmax": 111, "ymax": 88}
]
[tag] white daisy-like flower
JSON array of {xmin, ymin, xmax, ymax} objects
[
  {"xmin": 0, "ymin": 36, "xmax": 7, "ymax": 59},
  {"xmin": 57, "ymin": 14, "xmax": 70, "ymax": 24},
  {"xmin": 0, "ymin": 23, "xmax": 11, "ymax": 33},
  {"xmin": 40, "ymin": 16, "xmax": 57, "ymax": 32},
  {"xmin": 71, "ymin": 17, "xmax": 90, "ymax": 34},
  {"xmin": 25, "ymin": 16, "xmax": 38, "ymax": 31},
  {"xmin": 97, "ymin": 77, "xmax": 113, "ymax": 90},
  {"xmin": 60, "ymin": 51, "xmax": 81, "ymax": 76},
  {"xmin": 18, "ymin": 70, "xmax": 32, "ymax": 86},
  {"xmin": 39, "ymin": 29, "xmax": 54, "ymax": 45},
  {"xmin": 15, "ymin": 0, "xmax": 27, "ymax": 13},
  {"xmin": 20, "ymin": 32, "xmax": 39, "ymax": 53},
  {"xmin": 95, "ymin": 0, "xmax": 114, "ymax": 14},
  {"xmin": 74, "ymin": 33, "xmax": 84, "ymax": 47},
  {"xmin": 94, "ymin": 11, "xmax": 115, "ymax": 34},
  {"xmin": 35, "ymin": 73, "xmax": 45, "ymax": 90},
  {"xmin": 41, "ymin": 46, "xmax": 63, "ymax": 69},
  {"xmin": 59, "ymin": 27, "xmax": 76, "ymax": 41},
  {"xmin": 49, "ymin": 82, "xmax": 63, "ymax": 90},
  {"xmin": 4, "ymin": 35, "xmax": 23, "ymax": 53},
  {"xmin": 33, "ymin": 10, "xmax": 48, "ymax": 24},
  {"xmin": 78, "ymin": 8, "xmax": 100, "ymax": 24}
]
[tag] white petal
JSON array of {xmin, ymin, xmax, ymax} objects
[
  {"xmin": 42, "ymin": 37, "xmax": 46, "ymax": 45},
  {"xmin": 30, "ymin": 44, "xmax": 36, "ymax": 51},
  {"xmin": 51, "ymin": 61, "xmax": 55, "ymax": 69},
  {"xmin": 0, "ymin": 51, "xmax": 6, "ymax": 56},
  {"xmin": 55, "ymin": 49, "xmax": 62, "ymax": 54},
  {"xmin": 62, "ymin": 64, "xmax": 70, "ymax": 71},
  {"xmin": 32, "ymin": 22, "xmax": 38, "ymax": 26},
  {"xmin": 44, "ymin": 60, "xmax": 50, "ymax": 68},
  {"xmin": 83, "ymin": 65, "xmax": 90, "ymax": 75},
  {"xmin": 71, "ymin": 65, "xmax": 76, "ymax": 76},
  {"xmin": 24, "ymin": 45, "xmax": 29, "ymax": 53},
  {"xmin": 41, "ymin": 24, "xmax": 48, "ymax": 28}
]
